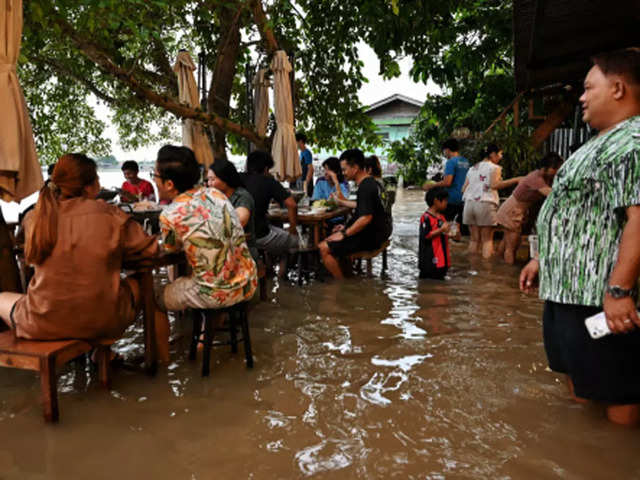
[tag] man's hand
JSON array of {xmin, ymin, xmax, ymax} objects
[
  {"xmin": 422, "ymin": 181, "xmax": 435, "ymax": 191},
  {"xmin": 519, "ymin": 259, "xmax": 540, "ymax": 293},
  {"xmin": 604, "ymin": 294, "xmax": 640, "ymax": 334}
]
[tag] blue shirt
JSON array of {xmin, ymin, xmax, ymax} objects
[
  {"xmin": 443, "ymin": 155, "xmax": 470, "ymax": 205},
  {"xmin": 299, "ymin": 149, "xmax": 312, "ymax": 180},
  {"xmin": 312, "ymin": 178, "xmax": 349, "ymax": 201}
]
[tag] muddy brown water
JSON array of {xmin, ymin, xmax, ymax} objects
[{"xmin": 2, "ymin": 189, "xmax": 640, "ymax": 479}]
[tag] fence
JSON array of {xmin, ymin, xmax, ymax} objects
[{"xmin": 543, "ymin": 127, "xmax": 593, "ymax": 159}]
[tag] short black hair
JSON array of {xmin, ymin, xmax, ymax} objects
[
  {"xmin": 210, "ymin": 159, "xmax": 243, "ymax": 189},
  {"xmin": 47, "ymin": 163, "xmax": 56, "ymax": 176},
  {"xmin": 121, "ymin": 160, "xmax": 139, "ymax": 172},
  {"xmin": 441, "ymin": 138, "xmax": 459, "ymax": 152},
  {"xmin": 539, "ymin": 152, "xmax": 564, "ymax": 169},
  {"xmin": 246, "ymin": 150, "xmax": 274, "ymax": 174},
  {"xmin": 295, "ymin": 132, "xmax": 307, "ymax": 143},
  {"xmin": 592, "ymin": 47, "xmax": 640, "ymax": 87},
  {"xmin": 339, "ymin": 149, "xmax": 365, "ymax": 169},
  {"xmin": 425, "ymin": 187, "xmax": 448, "ymax": 207},
  {"xmin": 156, "ymin": 145, "xmax": 201, "ymax": 193}
]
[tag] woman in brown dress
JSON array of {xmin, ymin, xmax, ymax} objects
[
  {"xmin": 495, "ymin": 152, "xmax": 563, "ymax": 264},
  {"xmin": 0, "ymin": 154, "xmax": 157, "ymax": 340}
]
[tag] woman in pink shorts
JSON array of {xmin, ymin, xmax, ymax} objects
[{"xmin": 496, "ymin": 152, "xmax": 564, "ymax": 263}]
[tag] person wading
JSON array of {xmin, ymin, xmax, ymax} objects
[{"xmin": 520, "ymin": 48, "xmax": 640, "ymax": 426}]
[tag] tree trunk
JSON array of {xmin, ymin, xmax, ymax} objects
[{"xmin": 207, "ymin": 6, "xmax": 242, "ymax": 161}]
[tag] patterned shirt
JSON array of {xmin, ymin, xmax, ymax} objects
[
  {"xmin": 537, "ymin": 115, "xmax": 640, "ymax": 306},
  {"xmin": 160, "ymin": 187, "xmax": 257, "ymax": 307}
]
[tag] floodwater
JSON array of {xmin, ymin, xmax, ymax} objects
[{"xmin": 2, "ymin": 189, "xmax": 640, "ymax": 479}]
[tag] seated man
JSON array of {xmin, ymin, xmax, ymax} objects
[
  {"xmin": 153, "ymin": 145, "xmax": 257, "ymax": 311},
  {"xmin": 319, "ymin": 149, "xmax": 392, "ymax": 279},
  {"xmin": 121, "ymin": 160, "xmax": 155, "ymax": 202},
  {"xmin": 240, "ymin": 150, "xmax": 299, "ymax": 256}
]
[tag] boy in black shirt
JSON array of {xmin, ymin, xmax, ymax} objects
[{"xmin": 319, "ymin": 149, "xmax": 391, "ymax": 279}]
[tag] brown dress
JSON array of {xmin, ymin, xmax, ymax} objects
[{"xmin": 12, "ymin": 198, "xmax": 158, "ymax": 340}]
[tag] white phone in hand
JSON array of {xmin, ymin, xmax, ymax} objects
[{"xmin": 585, "ymin": 312, "xmax": 611, "ymax": 339}]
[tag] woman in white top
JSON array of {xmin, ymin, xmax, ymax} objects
[{"xmin": 462, "ymin": 144, "xmax": 522, "ymax": 258}]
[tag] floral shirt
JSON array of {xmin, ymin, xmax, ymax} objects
[
  {"xmin": 537, "ymin": 116, "xmax": 640, "ymax": 306},
  {"xmin": 160, "ymin": 187, "xmax": 257, "ymax": 307}
]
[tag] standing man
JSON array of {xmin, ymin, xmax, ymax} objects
[
  {"xmin": 423, "ymin": 139, "xmax": 469, "ymax": 237},
  {"xmin": 319, "ymin": 149, "xmax": 391, "ymax": 279},
  {"xmin": 121, "ymin": 160, "xmax": 155, "ymax": 202},
  {"xmin": 296, "ymin": 132, "xmax": 314, "ymax": 197},
  {"xmin": 520, "ymin": 48, "xmax": 640, "ymax": 426}
]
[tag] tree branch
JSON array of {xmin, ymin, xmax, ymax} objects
[
  {"xmin": 54, "ymin": 16, "xmax": 266, "ymax": 148},
  {"xmin": 33, "ymin": 56, "xmax": 118, "ymax": 104},
  {"xmin": 250, "ymin": 0, "xmax": 279, "ymax": 54}
]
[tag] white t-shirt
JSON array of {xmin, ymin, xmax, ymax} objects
[{"xmin": 463, "ymin": 160, "xmax": 500, "ymax": 205}]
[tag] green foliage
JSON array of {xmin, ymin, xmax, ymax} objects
[{"xmin": 478, "ymin": 121, "xmax": 541, "ymax": 178}]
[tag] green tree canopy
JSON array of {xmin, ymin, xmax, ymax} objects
[{"xmin": 21, "ymin": 0, "xmax": 514, "ymax": 164}]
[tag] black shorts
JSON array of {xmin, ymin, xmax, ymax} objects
[
  {"xmin": 327, "ymin": 232, "xmax": 379, "ymax": 258},
  {"xmin": 543, "ymin": 301, "xmax": 640, "ymax": 404}
]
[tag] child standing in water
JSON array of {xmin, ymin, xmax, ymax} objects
[{"xmin": 419, "ymin": 187, "xmax": 451, "ymax": 280}]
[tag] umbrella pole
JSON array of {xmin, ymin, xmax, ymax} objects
[{"xmin": 0, "ymin": 208, "xmax": 21, "ymax": 295}]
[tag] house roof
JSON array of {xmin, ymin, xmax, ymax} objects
[
  {"xmin": 514, "ymin": 0, "xmax": 640, "ymax": 92},
  {"xmin": 365, "ymin": 94, "xmax": 423, "ymax": 113}
]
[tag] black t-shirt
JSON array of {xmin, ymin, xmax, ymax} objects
[
  {"xmin": 349, "ymin": 176, "xmax": 391, "ymax": 245},
  {"xmin": 240, "ymin": 173, "xmax": 291, "ymax": 238}
]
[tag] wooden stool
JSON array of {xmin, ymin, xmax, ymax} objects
[
  {"xmin": 257, "ymin": 260, "xmax": 268, "ymax": 301},
  {"xmin": 350, "ymin": 240, "xmax": 390, "ymax": 277},
  {"xmin": 0, "ymin": 332, "xmax": 111, "ymax": 422},
  {"xmin": 188, "ymin": 302, "xmax": 253, "ymax": 377}
]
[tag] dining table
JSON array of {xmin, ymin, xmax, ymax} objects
[{"xmin": 267, "ymin": 205, "xmax": 352, "ymax": 248}]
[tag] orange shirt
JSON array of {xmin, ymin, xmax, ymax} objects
[{"xmin": 13, "ymin": 198, "xmax": 158, "ymax": 340}]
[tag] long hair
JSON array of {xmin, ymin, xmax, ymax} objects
[
  {"xmin": 322, "ymin": 157, "xmax": 344, "ymax": 184},
  {"xmin": 25, "ymin": 153, "xmax": 98, "ymax": 265}
]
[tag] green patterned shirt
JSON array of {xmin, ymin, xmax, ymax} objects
[{"xmin": 537, "ymin": 115, "xmax": 640, "ymax": 307}]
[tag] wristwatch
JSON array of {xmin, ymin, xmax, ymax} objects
[{"xmin": 605, "ymin": 285, "xmax": 638, "ymax": 299}]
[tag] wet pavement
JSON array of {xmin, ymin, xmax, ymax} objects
[{"xmin": 2, "ymin": 189, "xmax": 640, "ymax": 479}]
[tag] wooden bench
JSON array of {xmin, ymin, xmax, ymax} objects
[
  {"xmin": 350, "ymin": 240, "xmax": 391, "ymax": 277},
  {"xmin": 0, "ymin": 332, "xmax": 111, "ymax": 422}
]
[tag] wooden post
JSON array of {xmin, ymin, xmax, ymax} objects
[
  {"xmin": 0, "ymin": 209, "xmax": 21, "ymax": 294},
  {"xmin": 531, "ymin": 99, "xmax": 575, "ymax": 148}
]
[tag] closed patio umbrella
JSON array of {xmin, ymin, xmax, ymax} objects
[
  {"xmin": 0, "ymin": 0, "xmax": 43, "ymax": 202},
  {"xmin": 253, "ymin": 68, "xmax": 270, "ymax": 139},
  {"xmin": 270, "ymin": 51, "xmax": 300, "ymax": 182},
  {"xmin": 173, "ymin": 50, "xmax": 214, "ymax": 169}
]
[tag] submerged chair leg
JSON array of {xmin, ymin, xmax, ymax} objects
[
  {"xmin": 382, "ymin": 249, "xmax": 388, "ymax": 274},
  {"xmin": 229, "ymin": 311, "xmax": 238, "ymax": 354},
  {"xmin": 188, "ymin": 309, "xmax": 201, "ymax": 362},
  {"xmin": 201, "ymin": 311, "xmax": 213, "ymax": 377},
  {"xmin": 96, "ymin": 346, "xmax": 111, "ymax": 389},
  {"xmin": 240, "ymin": 307, "xmax": 254, "ymax": 368}
]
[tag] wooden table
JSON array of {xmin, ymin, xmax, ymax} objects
[
  {"xmin": 124, "ymin": 251, "xmax": 187, "ymax": 373},
  {"xmin": 267, "ymin": 206, "xmax": 352, "ymax": 247}
]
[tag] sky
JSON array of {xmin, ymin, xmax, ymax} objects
[{"xmin": 106, "ymin": 43, "xmax": 440, "ymax": 163}]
